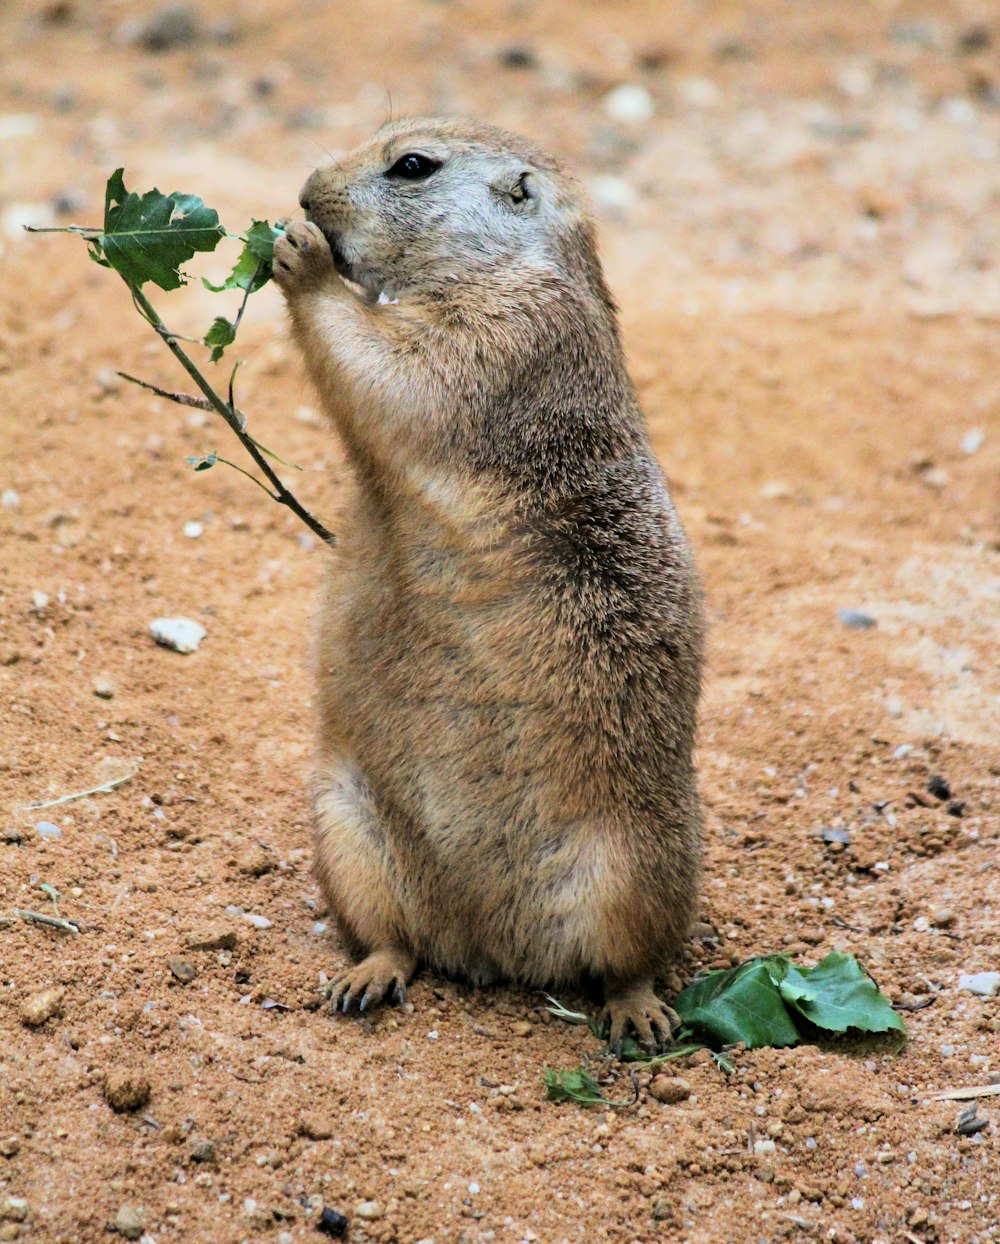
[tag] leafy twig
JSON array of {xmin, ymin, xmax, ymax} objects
[{"xmin": 127, "ymin": 281, "xmax": 335, "ymax": 546}]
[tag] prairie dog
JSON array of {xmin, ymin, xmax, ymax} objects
[{"xmin": 273, "ymin": 117, "xmax": 704, "ymax": 1048}]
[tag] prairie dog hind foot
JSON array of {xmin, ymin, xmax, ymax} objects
[
  {"xmin": 599, "ymin": 976, "xmax": 680, "ymax": 1055},
  {"xmin": 326, "ymin": 946, "xmax": 416, "ymax": 1013}
]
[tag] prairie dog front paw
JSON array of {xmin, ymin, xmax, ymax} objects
[{"xmin": 273, "ymin": 220, "xmax": 335, "ymax": 295}]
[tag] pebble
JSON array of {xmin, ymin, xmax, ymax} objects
[
  {"xmin": 649, "ymin": 1075, "xmax": 692, "ymax": 1104},
  {"xmin": 182, "ymin": 520, "xmax": 203, "ymax": 538},
  {"xmin": 316, "ymin": 1206, "xmax": 349, "ymax": 1237},
  {"xmin": 186, "ymin": 924, "xmax": 237, "ymax": 952},
  {"xmin": 0, "ymin": 1138, "xmax": 20, "ymax": 1159},
  {"xmin": 838, "ymin": 608, "xmax": 877, "ymax": 630},
  {"xmin": 113, "ymin": 1204, "xmax": 144, "ymax": 1239},
  {"xmin": 958, "ymin": 972, "xmax": 1000, "ymax": 998},
  {"xmin": 509, "ymin": 1020, "xmax": 533, "ymax": 1037},
  {"xmin": 103, "ymin": 1069, "xmax": 151, "ymax": 1112},
  {"xmin": 169, "ymin": 956, "xmax": 197, "ymax": 984},
  {"xmin": 20, "ymin": 987, "xmax": 64, "ymax": 1027},
  {"xmin": 931, "ymin": 908, "xmax": 956, "ymax": 928},
  {"xmin": 927, "ymin": 774, "xmax": 951, "ymax": 800},
  {"xmin": 354, "ymin": 1201, "xmax": 384, "ymax": 1221},
  {"xmin": 603, "ymin": 83, "xmax": 655, "ymax": 123},
  {"xmin": 244, "ymin": 913, "xmax": 272, "ymax": 930},
  {"xmin": 93, "ymin": 676, "xmax": 116, "ymax": 699},
  {"xmin": 961, "ymin": 428, "xmax": 985, "ymax": 455},
  {"xmin": 189, "ymin": 1136, "xmax": 217, "ymax": 1164},
  {"xmin": 34, "ymin": 820, "xmax": 63, "ymax": 840},
  {"xmin": 1, "ymin": 489, "xmax": 19, "ymax": 508},
  {"xmin": 2, "ymin": 826, "xmax": 24, "ymax": 845},
  {"xmin": 31, "ymin": 590, "xmax": 49, "ymax": 610},
  {"xmin": 237, "ymin": 844, "xmax": 273, "ymax": 876},
  {"xmin": 149, "ymin": 616, "xmax": 206, "ymax": 654},
  {"xmin": 0, "ymin": 1199, "xmax": 27, "ymax": 1224}
]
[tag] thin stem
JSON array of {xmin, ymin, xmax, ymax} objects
[
  {"xmin": 11, "ymin": 909, "xmax": 80, "ymax": 934},
  {"xmin": 214, "ymin": 457, "xmax": 280, "ymax": 499},
  {"xmin": 127, "ymin": 283, "xmax": 335, "ymax": 547}
]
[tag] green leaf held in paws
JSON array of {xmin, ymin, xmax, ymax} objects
[
  {"xmin": 203, "ymin": 220, "xmax": 283, "ymax": 294},
  {"xmin": 91, "ymin": 169, "xmax": 226, "ymax": 291}
]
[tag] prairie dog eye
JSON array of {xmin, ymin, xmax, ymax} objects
[{"xmin": 386, "ymin": 153, "xmax": 441, "ymax": 180}]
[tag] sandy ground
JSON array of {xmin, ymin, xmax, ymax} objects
[{"xmin": 1, "ymin": 2, "xmax": 998, "ymax": 1242}]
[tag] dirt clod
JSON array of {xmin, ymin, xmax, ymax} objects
[
  {"xmin": 112, "ymin": 1205, "xmax": 144, "ymax": 1239},
  {"xmin": 103, "ymin": 1069, "xmax": 152, "ymax": 1113},
  {"xmin": 186, "ymin": 925, "xmax": 237, "ymax": 952},
  {"xmin": 168, "ymin": 955, "xmax": 197, "ymax": 983},
  {"xmin": 189, "ymin": 1137, "xmax": 217, "ymax": 1164},
  {"xmin": 649, "ymin": 1075, "xmax": 692, "ymax": 1104},
  {"xmin": 19, "ymin": 989, "xmax": 63, "ymax": 1028}
]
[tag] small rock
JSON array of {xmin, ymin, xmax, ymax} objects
[
  {"xmin": 932, "ymin": 909, "xmax": 956, "ymax": 928},
  {"xmin": 316, "ymin": 1207, "xmax": 349, "ymax": 1237},
  {"xmin": 182, "ymin": 520, "xmax": 203, "ymax": 539},
  {"xmin": 103, "ymin": 1069, "xmax": 151, "ymax": 1113},
  {"xmin": 31, "ymin": 590, "xmax": 49, "ymax": 610},
  {"xmin": 168, "ymin": 956, "xmax": 197, "ymax": 984},
  {"xmin": 0, "ymin": 1199, "xmax": 27, "ymax": 1223},
  {"xmin": 754, "ymin": 1138, "xmax": 777, "ymax": 1156},
  {"xmin": 961, "ymin": 428, "xmax": 985, "ymax": 455},
  {"xmin": 150, "ymin": 616, "xmax": 206, "ymax": 654},
  {"xmin": 354, "ymin": 1201, "xmax": 384, "ymax": 1221},
  {"xmin": 838, "ymin": 608, "xmax": 877, "ymax": 630},
  {"xmin": 244, "ymin": 913, "xmax": 272, "ymax": 930},
  {"xmin": 1, "ymin": 489, "xmax": 19, "ymax": 508},
  {"xmin": 927, "ymin": 775, "xmax": 951, "ymax": 801},
  {"xmin": 186, "ymin": 925, "xmax": 237, "ymax": 952},
  {"xmin": 603, "ymin": 83, "xmax": 655, "ymax": 122},
  {"xmin": 958, "ymin": 972, "xmax": 1000, "ymax": 998},
  {"xmin": 0, "ymin": 1138, "xmax": 20, "ymax": 1159},
  {"xmin": 498, "ymin": 45, "xmax": 537, "ymax": 70},
  {"xmin": 93, "ymin": 677, "xmax": 116, "ymax": 699},
  {"xmin": 955, "ymin": 1104, "xmax": 988, "ymax": 1136},
  {"xmin": 34, "ymin": 820, "xmax": 63, "ymax": 840},
  {"xmin": 113, "ymin": 1204, "xmax": 144, "ymax": 1239},
  {"xmin": 298, "ymin": 1113, "xmax": 335, "ymax": 1141},
  {"xmin": 821, "ymin": 826, "xmax": 852, "ymax": 846},
  {"xmin": 648, "ymin": 1075, "xmax": 691, "ymax": 1104},
  {"xmin": 20, "ymin": 987, "xmax": 64, "ymax": 1027},
  {"xmin": 947, "ymin": 800, "xmax": 965, "ymax": 818},
  {"xmin": 189, "ymin": 1136, "xmax": 217, "ymax": 1164},
  {"xmin": 134, "ymin": 4, "xmax": 198, "ymax": 51},
  {"xmin": 2, "ymin": 826, "xmax": 24, "ymax": 845},
  {"xmin": 509, "ymin": 1020, "xmax": 533, "ymax": 1037}
]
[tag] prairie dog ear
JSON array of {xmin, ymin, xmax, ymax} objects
[{"xmin": 492, "ymin": 168, "xmax": 538, "ymax": 212}]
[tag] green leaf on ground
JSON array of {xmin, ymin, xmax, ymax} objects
[
  {"xmin": 544, "ymin": 1067, "xmax": 638, "ymax": 1109},
  {"xmin": 675, "ymin": 957, "xmax": 802, "ymax": 1049},
  {"xmin": 203, "ymin": 220, "xmax": 283, "ymax": 294},
  {"xmin": 92, "ymin": 169, "xmax": 226, "ymax": 291},
  {"xmin": 204, "ymin": 316, "xmax": 237, "ymax": 362},
  {"xmin": 674, "ymin": 952, "xmax": 906, "ymax": 1050},
  {"xmin": 780, "ymin": 951, "xmax": 906, "ymax": 1034}
]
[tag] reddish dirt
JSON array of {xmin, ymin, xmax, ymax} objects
[{"xmin": 1, "ymin": 3, "xmax": 998, "ymax": 1243}]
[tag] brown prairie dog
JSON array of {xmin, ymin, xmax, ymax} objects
[{"xmin": 272, "ymin": 117, "xmax": 704, "ymax": 1049}]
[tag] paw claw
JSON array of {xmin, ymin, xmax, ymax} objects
[{"xmin": 391, "ymin": 983, "xmax": 406, "ymax": 1006}]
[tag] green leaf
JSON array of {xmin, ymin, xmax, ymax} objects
[
  {"xmin": 97, "ymin": 168, "xmax": 225, "ymax": 291},
  {"xmin": 675, "ymin": 958, "xmax": 802, "ymax": 1050},
  {"xmin": 782, "ymin": 951, "xmax": 906, "ymax": 1035},
  {"xmin": 186, "ymin": 452, "xmax": 218, "ymax": 472},
  {"xmin": 204, "ymin": 316, "xmax": 236, "ymax": 363},
  {"xmin": 544, "ymin": 1067, "xmax": 607, "ymax": 1107},
  {"xmin": 203, "ymin": 220, "xmax": 283, "ymax": 293}
]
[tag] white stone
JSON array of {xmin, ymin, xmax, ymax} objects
[
  {"xmin": 1, "ymin": 489, "xmax": 19, "ymax": 507},
  {"xmin": 244, "ymin": 914, "xmax": 272, "ymax": 930},
  {"xmin": 603, "ymin": 84, "xmax": 655, "ymax": 123},
  {"xmin": 590, "ymin": 175, "xmax": 638, "ymax": 215},
  {"xmin": 961, "ymin": 428, "xmax": 985, "ymax": 455},
  {"xmin": 182, "ymin": 521, "xmax": 204, "ymax": 538},
  {"xmin": 149, "ymin": 617, "xmax": 206, "ymax": 654},
  {"xmin": 31, "ymin": 590, "xmax": 49, "ymax": 610},
  {"xmin": 958, "ymin": 972, "xmax": 1000, "ymax": 998}
]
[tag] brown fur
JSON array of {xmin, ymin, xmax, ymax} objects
[{"xmin": 272, "ymin": 117, "xmax": 704, "ymax": 1047}]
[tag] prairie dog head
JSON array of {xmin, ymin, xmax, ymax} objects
[{"xmin": 298, "ymin": 117, "xmax": 598, "ymax": 303}]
